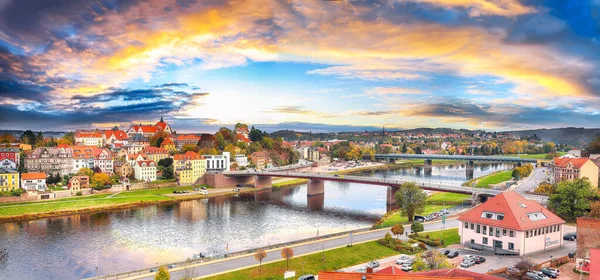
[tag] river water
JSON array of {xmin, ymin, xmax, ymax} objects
[{"xmin": 0, "ymin": 163, "xmax": 512, "ymax": 279}]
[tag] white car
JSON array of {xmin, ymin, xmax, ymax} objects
[
  {"xmin": 463, "ymin": 255, "xmax": 475, "ymax": 261},
  {"xmin": 401, "ymin": 263, "xmax": 413, "ymax": 271},
  {"xmin": 395, "ymin": 256, "xmax": 412, "ymax": 265}
]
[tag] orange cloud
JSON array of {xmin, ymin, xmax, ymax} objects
[{"xmin": 400, "ymin": 0, "xmax": 536, "ymax": 17}]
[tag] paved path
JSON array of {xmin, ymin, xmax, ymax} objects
[
  {"xmin": 105, "ymin": 192, "xmax": 121, "ymax": 198},
  {"xmin": 122, "ymin": 219, "xmax": 460, "ymax": 280},
  {"xmin": 515, "ymin": 167, "xmax": 550, "ymax": 193}
]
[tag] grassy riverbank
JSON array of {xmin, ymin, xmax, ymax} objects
[
  {"xmin": 0, "ymin": 186, "xmax": 247, "ymax": 222},
  {"xmin": 475, "ymin": 170, "xmax": 512, "ymax": 188},
  {"xmin": 206, "ymin": 241, "xmax": 398, "ymax": 280}
]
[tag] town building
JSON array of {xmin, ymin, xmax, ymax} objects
[
  {"xmin": 75, "ymin": 131, "xmax": 103, "ymax": 147},
  {"xmin": 235, "ymin": 133, "xmax": 251, "ymax": 145},
  {"xmin": 160, "ymin": 138, "xmax": 176, "ymax": 152},
  {"xmin": 25, "ymin": 147, "xmax": 73, "ymax": 176},
  {"xmin": 113, "ymin": 160, "xmax": 133, "ymax": 178},
  {"xmin": 567, "ymin": 149, "xmax": 582, "ymax": 158},
  {"xmin": 203, "ymin": 152, "xmax": 230, "ymax": 173},
  {"xmin": 103, "ymin": 129, "xmax": 128, "ymax": 147},
  {"xmin": 71, "ymin": 146, "xmax": 113, "ymax": 174},
  {"xmin": 576, "ymin": 216, "xmax": 600, "ymax": 272},
  {"xmin": 21, "ymin": 172, "xmax": 47, "ymax": 191},
  {"xmin": 251, "ymin": 151, "xmax": 270, "ymax": 169},
  {"xmin": 68, "ymin": 176, "xmax": 89, "ymax": 194},
  {"xmin": 176, "ymin": 134, "xmax": 200, "ymax": 150},
  {"xmin": 173, "ymin": 151, "xmax": 206, "ymax": 186},
  {"xmin": 235, "ymin": 154, "xmax": 248, "ymax": 167},
  {"xmin": 550, "ymin": 157, "xmax": 599, "ymax": 188},
  {"xmin": 129, "ymin": 134, "xmax": 150, "ymax": 147},
  {"xmin": 10, "ymin": 143, "xmax": 32, "ymax": 151},
  {"xmin": 126, "ymin": 117, "xmax": 172, "ymax": 138},
  {"xmin": 235, "ymin": 126, "xmax": 249, "ymax": 139},
  {"xmin": 0, "ymin": 168, "xmax": 19, "ymax": 192},
  {"xmin": 143, "ymin": 146, "xmax": 169, "ymax": 163},
  {"xmin": 133, "ymin": 160, "xmax": 157, "ymax": 182},
  {"xmin": 0, "ymin": 158, "xmax": 17, "ymax": 169},
  {"xmin": 126, "ymin": 153, "xmax": 147, "ymax": 167},
  {"xmin": 121, "ymin": 143, "xmax": 144, "ymax": 154},
  {"xmin": 458, "ymin": 191, "xmax": 565, "ymax": 256},
  {"xmin": 0, "ymin": 147, "xmax": 20, "ymax": 167}
]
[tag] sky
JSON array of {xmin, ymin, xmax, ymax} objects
[{"xmin": 1, "ymin": 0, "xmax": 600, "ymax": 133}]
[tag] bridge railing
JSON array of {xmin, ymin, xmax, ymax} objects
[{"xmin": 373, "ymin": 154, "xmax": 537, "ymax": 162}]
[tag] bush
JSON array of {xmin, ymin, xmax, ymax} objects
[
  {"xmin": 433, "ymin": 240, "xmax": 441, "ymax": 246},
  {"xmin": 418, "ymin": 242, "xmax": 427, "ymax": 250},
  {"xmin": 76, "ymin": 191, "xmax": 82, "ymax": 196}
]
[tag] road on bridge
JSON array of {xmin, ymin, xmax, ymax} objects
[{"xmin": 125, "ymin": 219, "xmax": 459, "ymax": 280}]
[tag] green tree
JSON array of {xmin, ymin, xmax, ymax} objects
[
  {"xmin": 158, "ymin": 158, "xmax": 173, "ymax": 167},
  {"xmin": 391, "ymin": 224, "xmax": 404, "ymax": 239},
  {"xmin": 20, "ymin": 130, "xmax": 36, "ymax": 145},
  {"xmin": 156, "ymin": 137, "xmax": 164, "ymax": 148},
  {"xmin": 215, "ymin": 132, "xmax": 225, "ymax": 150},
  {"xmin": 77, "ymin": 168, "xmax": 94, "ymax": 178},
  {"xmin": 411, "ymin": 221, "xmax": 424, "ymax": 234},
  {"xmin": 587, "ymin": 136, "xmax": 600, "ymax": 154},
  {"xmin": 249, "ymin": 126, "xmax": 265, "ymax": 142},
  {"xmin": 412, "ymin": 250, "xmax": 451, "ymax": 271},
  {"xmin": 35, "ymin": 131, "xmax": 44, "ymax": 147},
  {"xmin": 401, "ymin": 143, "xmax": 407, "ymax": 153},
  {"xmin": 154, "ymin": 266, "xmax": 170, "ymax": 280},
  {"xmin": 549, "ymin": 178, "xmax": 597, "ymax": 221},
  {"xmin": 394, "ymin": 182, "xmax": 427, "ymax": 222},
  {"xmin": 183, "ymin": 144, "xmax": 197, "ymax": 152}
]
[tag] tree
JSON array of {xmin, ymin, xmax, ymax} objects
[
  {"xmin": 413, "ymin": 250, "xmax": 451, "ymax": 271},
  {"xmin": 411, "ymin": 221, "xmax": 424, "ymax": 235},
  {"xmin": 587, "ymin": 136, "xmax": 600, "ymax": 154},
  {"xmin": 415, "ymin": 147, "xmax": 422, "ymax": 154},
  {"xmin": 183, "ymin": 144, "xmax": 197, "ymax": 152},
  {"xmin": 77, "ymin": 167, "xmax": 94, "ymax": 178},
  {"xmin": 156, "ymin": 137, "xmax": 164, "ymax": 148},
  {"xmin": 249, "ymin": 126, "xmax": 265, "ymax": 142},
  {"xmin": 224, "ymin": 144, "xmax": 237, "ymax": 162},
  {"xmin": 154, "ymin": 266, "xmax": 170, "ymax": 280},
  {"xmin": 513, "ymin": 258, "xmax": 535, "ymax": 278},
  {"xmin": 158, "ymin": 158, "xmax": 173, "ymax": 168},
  {"xmin": 394, "ymin": 182, "xmax": 427, "ymax": 222},
  {"xmin": 534, "ymin": 182, "xmax": 554, "ymax": 195},
  {"xmin": 20, "ymin": 130, "xmax": 36, "ymax": 145},
  {"xmin": 281, "ymin": 247, "xmax": 294, "ymax": 269},
  {"xmin": 401, "ymin": 143, "xmax": 407, "ymax": 153},
  {"xmin": 254, "ymin": 249, "xmax": 267, "ymax": 273},
  {"xmin": 391, "ymin": 224, "xmax": 404, "ymax": 239},
  {"xmin": 91, "ymin": 173, "xmax": 111, "ymax": 188},
  {"xmin": 590, "ymin": 201, "xmax": 600, "ymax": 218},
  {"xmin": 549, "ymin": 178, "xmax": 597, "ymax": 221}
]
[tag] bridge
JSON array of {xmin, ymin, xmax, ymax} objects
[{"xmin": 223, "ymin": 171, "xmax": 502, "ymax": 205}]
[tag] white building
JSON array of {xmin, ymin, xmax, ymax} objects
[
  {"xmin": 21, "ymin": 172, "xmax": 47, "ymax": 191},
  {"xmin": 122, "ymin": 143, "xmax": 144, "ymax": 154},
  {"xmin": 134, "ymin": 160, "xmax": 157, "ymax": 182},
  {"xmin": 0, "ymin": 158, "xmax": 17, "ymax": 169},
  {"xmin": 75, "ymin": 131, "xmax": 103, "ymax": 147},
  {"xmin": 203, "ymin": 152, "xmax": 230, "ymax": 173},
  {"xmin": 567, "ymin": 149, "xmax": 582, "ymax": 158},
  {"xmin": 126, "ymin": 153, "xmax": 147, "ymax": 167},
  {"xmin": 235, "ymin": 154, "xmax": 248, "ymax": 167}
]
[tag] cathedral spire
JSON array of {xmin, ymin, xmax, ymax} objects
[{"xmin": 160, "ymin": 116, "xmax": 164, "ymax": 122}]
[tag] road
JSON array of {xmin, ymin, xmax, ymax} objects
[
  {"xmin": 515, "ymin": 167, "xmax": 550, "ymax": 193},
  {"xmin": 125, "ymin": 219, "xmax": 459, "ymax": 280}
]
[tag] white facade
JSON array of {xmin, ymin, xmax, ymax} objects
[
  {"xmin": 203, "ymin": 152, "xmax": 230, "ymax": 173},
  {"xmin": 73, "ymin": 158, "xmax": 94, "ymax": 173},
  {"xmin": 0, "ymin": 158, "xmax": 17, "ymax": 169},
  {"xmin": 95, "ymin": 149, "xmax": 114, "ymax": 174},
  {"xmin": 75, "ymin": 136, "xmax": 103, "ymax": 147},
  {"xmin": 122, "ymin": 144, "xmax": 144, "ymax": 154},
  {"xmin": 235, "ymin": 154, "xmax": 248, "ymax": 167},
  {"xmin": 22, "ymin": 177, "xmax": 46, "ymax": 191},
  {"xmin": 134, "ymin": 161, "xmax": 157, "ymax": 182}
]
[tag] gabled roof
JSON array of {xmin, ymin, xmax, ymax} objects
[
  {"xmin": 127, "ymin": 153, "xmax": 147, "ymax": 161},
  {"xmin": 136, "ymin": 160, "xmax": 156, "ymax": 167},
  {"xmin": 104, "ymin": 130, "xmax": 128, "ymax": 140},
  {"xmin": 75, "ymin": 132, "xmax": 102, "ymax": 138},
  {"xmin": 552, "ymin": 157, "xmax": 592, "ymax": 169},
  {"xmin": 155, "ymin": 120, "xmax": 169, "ymax": 130},
  {"xmin": 22, "ymin": 172, "xmax": 46, "ymax": 180},
  {"xmin": 130, "ymin": 125, "xmax": 158, "ymax": 133},
  {"xmin": 177, "ymin": 134, "xmax": 200, "ymax": 141},
  {"xmin": 161, "ymin": 138, "xmax": 175, "ymax": 146},
  {"xmin": 458, "ymin": 191, "xmax": 564, "ymax": 231},
  {"xmin": 173, "ymin": 151, "xmax": 205, "ymax": 160},
  {"xmin": 235, "ymin": 134, "xmax": 251, "ymax": 143}
]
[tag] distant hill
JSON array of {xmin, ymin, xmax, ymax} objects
[{"xmin": 503, "ymin": 127, "xmax": 600, "ymax": 147}]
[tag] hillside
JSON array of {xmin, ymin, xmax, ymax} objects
[{"xmin": 503, "ymin": 127, "xmax": 600, "ymax": 147}]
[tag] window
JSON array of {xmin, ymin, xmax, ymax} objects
[
  {"xmin": 489, "ymin": 227, "xmax": 494, "ymax": 236},
  {"xmin": 497, "ymin": 215, "xmax": 504, "ymax": 221},
  {"xmin": 503, "ymin": 229, "xmax": 507, "ymax": 236},
  {"xmin": 483, "ymin": 226, "xmax": 487, "ymax": 235},
  {"xmin": 476, "ymin": 224, "xmax": 481, "ymax": 234},
  {"xmin": 496, "ymin": 229, "xmax": 500, "ymax": 238},
  {"xmin": 508, "ymin": 242, "xmax": 514, "ymax": 250},
  {"xmin": 486, "ymin": 213, "xmax": 493, "ymax": 218},
  {"xmin": 470, "ymin": 223, "xmax": 474, "ymax": 230},
  {"xmin": 526, "ymin": 231, "xmax": 529, "ymax": 238},
  {"xmin": 483, "ymin": 237, "xmax": 488, "ymax": 245},
  {"xmin": 510, "ymin": 231, "xmax": 515, "ymax": 237}
]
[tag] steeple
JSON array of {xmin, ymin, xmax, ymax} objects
[
  {"xmin": 160, "ymin": 116, "xmax": 164, "ymax": 123},
  {"xmin": 382, "ymin": 125, "xmax": 385, "ymax": 144}
]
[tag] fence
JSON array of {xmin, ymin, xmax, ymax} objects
[{"xmin": 84, "ymin": 226, "xmax": 374, "ymax": 280}]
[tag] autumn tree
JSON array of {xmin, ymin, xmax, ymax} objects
[
  {"xmin": 391, "ymin": 224, "xmax": 404, "ymax": 239},
  {"xmin": 513, "ymin": 258, "xmax": 535, "ymax": 278},
  {"xmin": 587, "ymin": 136, "xmax": 600, "ymax": 154},
  {"xmin": 549, "ymin": 178, "xmax": 597, "ymax": 221},
  {"xmin": 91, "ymin": 173, "xmax": 111, "ymax": 188},
  {"xmin": 281, "ymin": 247, "xmax": 294, "ymax": 269},
  {"xmin": 182, "ymin": 144, "xmax": 197, "ymax": 152},
  {"xmin": 412, "ymin": 250, "xmax": 451, "ymax": 271},
  {"xmin": 154, "ymin": 266, "xmax": 170, "ymax": 280},
  {"xmin": 534, "ymin": 182, "xmax": 554, "ymax": 195},
  {"xmin": 590, "ymin": 201, "xmax": 600, "ymax": 218},
  {"xmin": 394, "ymin": 182, "xmax": 427, "ymax": 222},
  {"xmin": 77, "ymin": 167, "xmax": 94, "ymax": 178},
  {"xmin": 254, "ymin": 249, "xmax": 267, "ymax": 273}
]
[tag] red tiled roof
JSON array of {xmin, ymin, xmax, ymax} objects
[
  {"xmin": 128, "ymin": 153, "xmax": 147, "ymax": 161},
  {"xmin": 173, "ymin": 151, "xmax": 205, "ymax": 160},
  {"xmin": 136, "ymin": 160, "xmax": 156, "ymax": 166},
  {"xmin": 155, "ymin": 121, "xmax": 168, "ymax": 130},
  {"xmin": 252, "ymin": 151, "xmax": 268, "ymax": 157},
  {"xmin": 131, "ymin": 125, "xmax": 158, "ymax": 133},
  {"xmin": 22, "ymin": 172, "xmax": 46, "ymax": 180},
  {"xmin": 177, "ymin": 134, "xmax": 200, "ymax": 141},
  {"xmin": 143, "ymin": 147, "xmax": 168, "ymax": 154},
  {"xmin": 104, "ymin": 130, "xmax": 128, "ymax": 140},
  {"xmin": 376, "ymin": 266, "xmax": 406, "ymax": 275},
  {"xmin": 235, "ymin": 134, "xmax": 251, "ymax": 143},
  {"xmin": 552, "ymin": 157, "xmax": 592, "ymax": 169},
  {"xmin": 161, "ymin": 138, "xmax": 175, "ymax": 146},
  {"xmin": 76, "ymin": 132, "xmax": 102, "ymax": 138},
  {"xmin": 411, "ymin": 268, "xmax": 503, "ymax": 279},
  {"xmin": 318, "ymin": 271, "xmax": 472, "ymax": 280},
  {"xmin": 458, "ymin": 191, "xmax": 565, "ymax": 231}
]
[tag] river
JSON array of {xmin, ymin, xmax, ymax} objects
[{"xmin": 0, "ymin": 162, "xmax": 512, "ymax": 279}]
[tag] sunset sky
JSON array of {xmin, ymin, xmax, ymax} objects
[{"xmin": 1, "ymin": 0, "xmax": 599, "ymax": 132}]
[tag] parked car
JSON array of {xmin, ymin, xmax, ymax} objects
[
  {"xmin": 167, "ymin": 264, "xmax": 177, "ymax": 269},
  {"xmin": 474, "ymin": 256, "xmax": 486, "ymax": 264},
  {"xmin": 366, "ymin": 261, "xmax": 380, "ymax": 268},
  {"xmin": 149, "ymin": 268, "xmax": 158, "ymax": 272},
  {"xmin": 540, "ymin": 268, "xmax": 558, "ymax": 278},
  {"xmin": 298, "ymin": 274, "xmax": 315, "ymax": 280},
  {"xmin": 414, "ymin": 215, "xmax": 425, "ymax": 222},
  {"xmin": 395, "ymin": 256, "xmax": 412, "ymax": 265},
  {"xmin": 563, "ymin": 233, "xmax": 577, "ymax": 241},
  {"xmin": 401, "ymin": 263, "xmax": 413, "ymax": 271},
  {"xmin": 545, "ymin": 268, "xmax": 560, "ymax": 276},
  {"xmin": 460, "ymin": 259, "xmax": 476, "ymax": 268},
  {"xmin": 447, "ymin": 251, "xmax": 459, "ymax": 258},
  {"xmin": 438, "ymin": 249, "xmax": 450, "ymax": 256},
  {"xmin": 526, "ymin": 271, "xmax": 549, "ymax": 280},
  {"xmin": 463, "ymin": 255, "xmax": 475, "ymax": 261}
]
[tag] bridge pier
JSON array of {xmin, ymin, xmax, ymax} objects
[
  {"xmin": 307, "ymin": 194, "xmax": 324, "ymax": 211},
  {"xmin": 307, "ymin": 179, "xmax": 325, "ymax": 196},
  {"xmin": 466, "ymin": 160, "xmax": 475, "ymax": 180},
  {"xmin": 255, "ymin": 176, "xmax": 272, "ymax": 188},
  {"xmin": 255, "ymin": 189, "xmax": 272, "ymax": 202},
  {"xmin": 386, "ymin": 186, "xmax": 400, "ymax": 206}
]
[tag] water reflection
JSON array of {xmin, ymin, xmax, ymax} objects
[{"xmin": 0, "ymin": 163, "xmax": 510, "ymax": 279}]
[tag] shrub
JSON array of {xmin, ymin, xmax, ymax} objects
[
  {"xmin": 425, "ymin": 234, "xmax": 430, "ymax": 239},
  {"xmin": 433, "ymin": 241, "xmax": 441, "ymax": 246},
  {"xmin": 418, "ymin": 242, "xmax": 427, "ymax": 250},
  {"xmin": 76, "ymin": 191, "xmax": 82, "ymax": 196}
]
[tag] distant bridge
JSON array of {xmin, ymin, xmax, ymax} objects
[{"xmin": 374, "ymin": 154, "xmax": 537, "ymax": 164}]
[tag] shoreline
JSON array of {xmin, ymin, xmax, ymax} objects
[{"xmin": 0, "ymin": 160, "xmax": 480, "ymax": 223}]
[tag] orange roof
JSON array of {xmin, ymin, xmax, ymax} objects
[
  {"xmin": 76, "ymin": 132, "xmax": 102, "ymax": 138},
  {"xmin": 552, "ymin": 157, "xmax": 592, "ymax": 169},
  {"xmin": 22, "ymin": 172, "xmax": 46, "ymax": 180},
  {"xmin": 104, "ymin": 130, "xmax": 128, "ymax": 140},
  {"xmin": 155, "ymin": 121, "xmax": 168, "ymax": 130},
  {"xmin": 128, "ymin": 153, "xmax": 147, "ymax": 161},
  {"xmin": 376, "ymin": 266, "xmax": 406, "ymax": 275},
  {"xmin": 71, "ymin": 146, "xmax": 95, "ymax": 159},
  {"xmin": 177, "ymin": 134, "xmax": 200, "ymax": 141},
  {"xmin": 318, "ymin": 271, "xmax": 472, "ymax": 280},
  {"xmin": 235, "ymin": 134, "xmax": 251, "ymax": 143},
  {"xmin": 136, "ymin": 160, "xmax": 155, "ymax": 166},
  {"xmin": 458, "ymin": 191, "xmax": 565, "ymax": 231},
  {"xmin": 131, "ymin": 125, "xmax": 158, "ymax": 133},
  {"xmin": 410, "ymin": 268, "xmax": 504, "ymax": 279},
  {"xmin": 143, "ymin": 147, "xmax": 168, "ymax": 154},
  {"xmin": 161, "ymin": 138, "xmax": 175, "ymax": 146},
  {"xmin": 173, "ymin": 151, "xmax": 205, "ymax": 160}
]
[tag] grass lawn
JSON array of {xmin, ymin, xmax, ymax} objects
[
  {"xmin": 206, "ymin": 241, "xmax": 401, "ymax": 280},
  {"xmin": 380, "ymin": 204, "xmax": 448, "ymax": 228},
  {"xmin": 148, "ymin": 179, "xmax": 176, "ymax": 185},
  {"xmin": 475, "ymin": 170, "xmax": 512, "ymax": 188},
  {"xmin": 503, "ymin": 152, "xmax": 566, "ymax": 159},
  {"xmin": 0, "ymin": 186, "xmax": 195, "ymax": 218},
  {"xmin": 272, "ymin": 178, "xmax": 309, "ymax": 188},
  {"xmin": 422, "ymin": 228, "xmax": 460, "ymax": 246},
  {"xmin": 426, "ymin": 193, "xmax": 469, "ymax": 205}
]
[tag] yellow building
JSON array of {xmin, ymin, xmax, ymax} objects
[
  {"xmin": 0, "ymin": 168, "xmax": 19, "ymax": 192},
  {"xmin": 551, "ymin": 157, "xmax": 599, "ymax": 188},
  {"xmin": 143, "ymin": 147, "xmax": 169, "ymax": 163},
  {"xmin": 160, "ymin": 138, "xmax": 176, "ymax": 153},
  {"xmin": 173, "ymin": 151, "xmax": 206, "ymax": 186}
]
